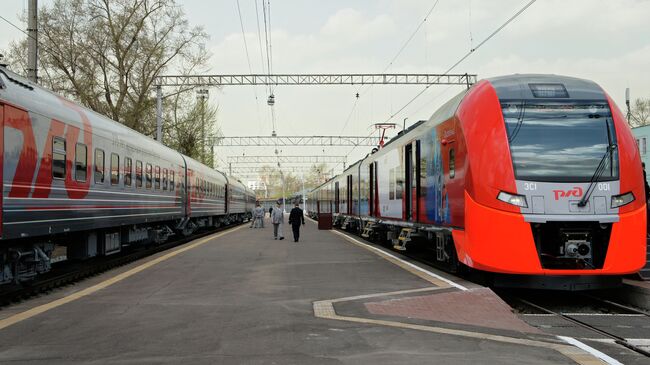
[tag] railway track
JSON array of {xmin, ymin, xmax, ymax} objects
[
  {"xmin": 0, "ymin": 223, "xmax": 245, "ymax": 307},
  {"xmin": 336, "ymin": 226, "xmax": 650, "ymax": 360},
  {"xmin": 499, "ymin": 290, "xmax": 650, "ymax": 359}
]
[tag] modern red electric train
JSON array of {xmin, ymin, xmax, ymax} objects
[{"xmin": 308, "ymin": 74, "xmax": 646, "ymax": 290}]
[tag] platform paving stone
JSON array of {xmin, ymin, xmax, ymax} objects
[{"xmin": 0, "ymin": 217, "xmax": 581, "ymax": 364}]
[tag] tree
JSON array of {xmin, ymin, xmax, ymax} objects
[
  {"xmin": 252, "ymin": 163, "xmax": 333, "ymax": 198},
  {"xmin": 630, "ymin": 98, "xmax": 650, "ymax": 127},
  {"xmin": 7, "ymin": 0, "xmax": 208, "ymax": 139},
  {"xmin": 164, "ymin": 90, "xmax": 220, "ymax": 166}
]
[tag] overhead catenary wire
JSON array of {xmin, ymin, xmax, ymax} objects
[
  {"xmin": 235, "ymin": 0, "xmax": 264, "ymax": 133},
  {"xmin": 382, "ymin": 0, "xmax": 537, "ymax": 124},
  {"xmin": 339, "ymin": 0, "xmax": 441, "ymax": 135}
]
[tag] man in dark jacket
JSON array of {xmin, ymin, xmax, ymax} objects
[{"xmin": 288, "ymin": 202, "xmax": 305, "ymax": 242}]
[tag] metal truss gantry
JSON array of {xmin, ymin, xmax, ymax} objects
[
  {"xmin": 226, "ymin": 155, "xmax": 347, "ymax": 164},
  {"xmin": 211, "ymin": 135, "xmax": 381, "ymax": 147},
  {"xmin": 154, "ymin": 73, "xmax": 478, "ymax": 141},
  {"xmin": 229, "ymin": 166, "xmax": 325, "ymax": 174},
  {"xmin": 155, "ymin": 73, "xmax": 477, "ymax": 87}
]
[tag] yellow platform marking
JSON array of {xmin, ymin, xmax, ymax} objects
[
  {"xmin": 313, "ymin": 289, "xmax": 607, "ymax": 365},
  {"xmin": 0, "ymin": 225, "xmax": 244, "ymax": 331}
]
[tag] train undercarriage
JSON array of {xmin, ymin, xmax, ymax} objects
[
  {"xmin": 0, "ymin": 213, "xmax": 252, "ymax": 285},
  {"xmin": 326, "ymin": 213, "xmax": 623, "ymax": 291}
]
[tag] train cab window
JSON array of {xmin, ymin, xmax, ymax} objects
[
  {"xmin": 75, "ymin": 143, "xmax": 87, "ymax": 182},
  {"xmin": 154, "ymin": 166, "xmax": 161, "ymax": 190},
  {"xmin": 136, "ymin": 160, "xmax": 143, "ymax": 188},
  {"xmin": 110, "ymin": 153, "xmax": 119, "ymax": 185},
  {"xmin": 124, "ymin": 158, "xmax": 132, "ymax": 187},
  {"xmin": 449, "ymin": 149, "xmax": 455, "ymax": 179},
  {"xmin": 146, "ymin": 163, "xmax": 152, "ymax": 189},
  {"xmin": 163, "ymin": 168, "xmax": 168, "ymax": 190},
  {"xmin": 94, "ymin": 149, "xmax": 105, "ymax": 183},
  {"xmin": 170, "ymin": 171, "xmax": 175, "ymax": 191},
  {"xmin": 52, "ymin": 137, "xmax": 66, "ymax": 179}
]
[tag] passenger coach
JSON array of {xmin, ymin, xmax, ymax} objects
[{"xmin": 0, "ymin": 66, "xmax": 253, "ymax": 284}]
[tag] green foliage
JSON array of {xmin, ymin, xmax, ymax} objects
[
  {"xmin": 6, "ymin": 0, "xmax": 212, "ymax": 158},
  {"xmin": 630, "ymin": 98, "xmax": 650, "ymax": 127}
]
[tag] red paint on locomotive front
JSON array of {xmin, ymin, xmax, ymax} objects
[{"xmin": 450, "ymin": 81, "xmax": 646, "ymax": 275}]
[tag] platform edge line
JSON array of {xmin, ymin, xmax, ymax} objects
[
  {"xmin": 313, "ymin": 298, "xmax": 608, "ymax": 365},
  {"xmin": 557, "ymin": 336, "xmax": 623, "ymax": 365},
  {"xmin": 330, "ymin": 229, "xmax": 468, "ymax": 291},
  {"xmin": 0, "ymin": 225, "xmax": 245, "ymax": 331}
]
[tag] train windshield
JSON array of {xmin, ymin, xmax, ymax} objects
[{"xmin": 501, "ymin": 101, "xmax": 618, "ymax": 182}]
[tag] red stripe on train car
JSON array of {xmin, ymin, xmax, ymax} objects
[
  {"xmin": 0, "ymin": 102, "xmax": 4, "ymax": 237},
  {"xmin": 20, "ymin": 204, "xmax": 180, "ymax": 211}
]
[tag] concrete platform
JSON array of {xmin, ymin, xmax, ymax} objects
[{"xmin": 0, "ymin": 217, "xmax": 617, "ymax": 364}]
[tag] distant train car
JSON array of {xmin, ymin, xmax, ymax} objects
[
  {"xmin": 311, "ymin": 74, "xmax": 646, "ymax": 290},
  {"xmin": 0, "ymin": 66, "xmax": 253, "ymax": 284}
]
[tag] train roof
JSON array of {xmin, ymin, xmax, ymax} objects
[{"xmin": 487, "ymin": 74, "xmax": 606, "ymax": 101}]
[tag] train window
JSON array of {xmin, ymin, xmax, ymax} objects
[
  {"xmin": 136, "ymin": 160, "xmax": 143, "ymax": 188},
  {"xmin": 389, "ymin": 168, "xmax": 395, "ymax": 200},
  {"xmin": 124, "ymin": 158, "xmax": 132, "ymax": 187},
  {"xmin": 449, "ymin": 149, "xmax": 455, "ymax": 179},
  {"xmin": 396, "ymin": 171, "xmax": 403, "ymax": 200},
  {"xmin": 170, "ymin": 171, "xmax": 175, "ymax": 191},
  {"xmin": 163, "ymin": 168, "xmax": 168, "ymax": 190},
  {"xmin": 74, "ymin": 143, "xmax": 87, "ymax": 182},
  {"xmin": 52, "ymin": 137, "xmax": 66, "ymax": 179},
  {"xmin": 111, "ymin": 153, "xmax": 119, "ymax": 185},
  {"xmin": 146, "ymin": 163, "xmax": 152, "ymax": 189},
  {"xmin": 94, "ymin": 149, "xmax": 105, "ymax": 183},
  {"xmin": 155, "ymin": 166, "xmax": 161, "ymax": 190}
]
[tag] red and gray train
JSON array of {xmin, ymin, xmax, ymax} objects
[
  {"xmin": 308, "ymin": 74, "xmax": 646, "ymax": 290},
  {"xmin": 0, "ymin": 66, "xmax": 256, "ymax": 284}
]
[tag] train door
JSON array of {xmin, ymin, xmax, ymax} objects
[
  {"xmin": 404, "ymin": 143, "xmax": 414, "ymax": 221},
  {"xmin": 369, "ymin": 163, "xmax": 374, "ymax": 217},
  {"xmin": 414, "ymin": 141, "xmax": 421, "ymax": 222},
  {"xmin": 180, "ymin": 157, "xmax": 189, "ymax": 217},
  {"xmin": 334, "ymin": 181, "xmax": 340, "ymax": 213},
  {"xmin": 346, "ymin": 175, "xmax": 352, "ymax": 215}
]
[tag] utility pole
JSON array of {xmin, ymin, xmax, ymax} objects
[
  {"xmin": 27, "ymin": 0, "xmax": 38, "ymax": 83},
  {"xmin": 156, "ymin": 86, "xmax": 162, "ymax": 142},
  {"xmin": 197, "ymin": 89, "xmax": 209, "ymax": 164},
  {"xmin": 301, "ymin": 172, "xmax": 305, "ymax": 211}
]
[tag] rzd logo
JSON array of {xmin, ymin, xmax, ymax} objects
[{"xmin": 553, "ymin": 187, "xmax": 583, "ymax": 200}]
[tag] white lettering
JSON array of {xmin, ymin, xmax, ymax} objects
[{"xmin": 523, "ymin": 182, "xmax": 537, "ymax": 191}]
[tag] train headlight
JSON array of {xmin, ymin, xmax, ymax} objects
[
  {"xmin": 497, "ymin": 191, "xmax": 528, "ymax": 208},
  {"xmin": 611, "ymin": 192, "xmax": 635, "ymax": 208}
]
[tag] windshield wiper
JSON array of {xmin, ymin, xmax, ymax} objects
[
  {"xmin": 577, "ymin": 145, "xmax": 615, "ymax": 207},
  {"xmin": 507, "ymin": 101, "xmax": 526, "ymax": 143}
]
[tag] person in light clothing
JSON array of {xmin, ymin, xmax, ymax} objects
[
  {"xmin": 254, "ymin": 203, "xmax": 265, "ymax": 228},
  {"xmin": 271, "ymin": 202, "xmax": 284, "ymax": 240}
]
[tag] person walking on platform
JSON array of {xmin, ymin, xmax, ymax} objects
[
  {"xmin": 271, "ymin": 202, "xmax": 284, "ymax": 240},
  {"xmin": 288, "ymin": 202, "xmax": 305, "ymax": 242},
  {"xmin": 250, "ymin": 204, "xmax": 257, "ymax": 228},
  {"xmin": 254, "ymin": 203, "xmax": 265, "ymax": 228},
  {"xmin": 269, "ymin": 206, "xmax": 273, "ymax": 218}
]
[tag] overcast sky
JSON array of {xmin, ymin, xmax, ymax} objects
[{"xmin": 1, "ymin": 0, "xmax": 649, "ymax": 178}]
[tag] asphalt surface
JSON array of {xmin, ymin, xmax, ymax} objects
[{"xmin": 0, "ymin": 217, "xmax": 589, "ymax": 364}]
